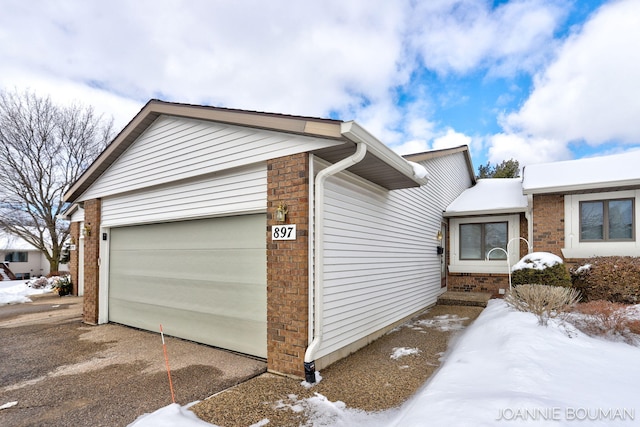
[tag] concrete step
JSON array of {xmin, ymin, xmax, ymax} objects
[{"xmin": 437, "ymin": 291, "xmax": 492, "ymax": 308}]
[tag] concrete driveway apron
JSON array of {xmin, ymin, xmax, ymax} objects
[{"xmin": 0, "ymin": 293, "xmax": 266, "ymax": 427}]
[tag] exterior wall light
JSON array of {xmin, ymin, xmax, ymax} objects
[
  {"xmin": 436, "ymin": 230, "xmax": 443, "ymax": 241},
  {"xmin": 275, "ymin": 204, "xmax": 288, "ymax": 222},
  {"xmin": 83, "ymin": 225, "xmax": 92, "ymax": 237}
]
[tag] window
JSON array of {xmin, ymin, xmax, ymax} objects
[
  {"xmin": 459, "ymin": 222, "xmax": 508, "ymax": 260},
  {"xmin": 4, "ymin": 251, "xmax": 28, "ymax": 262},
  {"xmin": 449, "ymin": 214, "xmax": 520, "ymax": 274},
  {"xmin": 580, "ymin": 199, "xmax": 634, "ymax": 241}
]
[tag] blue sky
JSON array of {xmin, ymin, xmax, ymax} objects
[{"xmin": 1, "ymin": 0, "xmax": 639, "ymax": 173}]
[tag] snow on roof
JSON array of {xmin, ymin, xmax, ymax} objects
[
  {"xmin": 0, "ymin": 232, "xmax": 39, "ymax": 251},
  {"xmin": 522, "ymin": 149, "xmax": 640, "ymax": 194},
  {"xmin": 445, "ymin": 178, "xmax": 527, "ymax": 217}
]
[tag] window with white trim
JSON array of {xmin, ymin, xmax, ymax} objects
[
  {"xmin": 459, "ymin": 222, "xmax": 508, "ymax": 260},
  {"xmin": 449, "ymin": 214, "xmax": 520, "ymax": 274},
  {"xmin": 563, "ymin": 190, "xmax": 640, "ymax": 259},
  {"xmin": 579, "ymin": 198, "xmax": 634, "ymax": 241}
]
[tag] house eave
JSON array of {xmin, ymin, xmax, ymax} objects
[
  {"xmin": 444, "ymin": 207, "xmax": 527, "ymax": 218},
  {"xmin": 63, "ymin": 100, "xmax": 346, "ymax": 203},
  {"xmin": 64, "ymin": 101, "xmax": 428, "ymax": 202},
  {"xmin": 523, "ymin": 179, "xmax": 640, "ymax": 195},
  {"xmin": 340, "ymin": 121, "xmax": 429, "ymax": 188}
]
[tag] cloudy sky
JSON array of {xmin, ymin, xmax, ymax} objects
[{"xmin": 1, "ymin": 0, "xmax": 639, "ymax": 171}]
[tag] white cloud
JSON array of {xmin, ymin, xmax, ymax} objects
[
  {"xmin": 503, "ymin": 0, "xmax": 640, "ymax": 145},
  {"xmin": 432, "ymin": 128, "xmax": 471, "ymax": 150},
  {"xmin": 392, "ymin": 139, "xmax": 432, "ymax": 156},
  {"xmin": 1, "ymin": 66, "xmax": 142, "ymax": 130},
  {"xmin": 0, "ymin": 0, "xmax": 414, "ymax": 130},
  {"xmin": 487, "ymin": 133, "xmax": 572, "ymax": 166},
  {"xmin": 4, "ymin": 0, "xmax": 623, "ymax": 172},
  {"xmin": 409, "ymin": 0, "xmax": 567, "ymax": 76},
  {"xmin": 392, "ymin": 128, "xmax": 472, "ymax": 156}
]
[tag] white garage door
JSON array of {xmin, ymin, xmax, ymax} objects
[{"xmin": 108, "ymin": 214, "xmax": 267, "ymax": 358}]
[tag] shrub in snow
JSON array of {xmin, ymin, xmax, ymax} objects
[
  {"xmin": 568, "ymin": 301, "xmax": 640, "ymax": 345},
  {"xmin": 505, "ymin": 284, "xmax": 580, "ymax": 326},
  {"xmin": 28, "ymin": 276, "xmax": 50, "ymax": 289},
  {"xmin": 570, "ymin": 256, "xmax": 640, "ymax": 304},
  {"xmin": 511, "ymin": 252, "xmax": 571, "ymax": 288},
  {"xmin": 52, "ymin": 275, "xmax": 73, "ymax": 296}
]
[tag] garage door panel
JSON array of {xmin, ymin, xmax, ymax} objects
[
  {"xmin": 110, "ymin": 249, "xmax": 266, "ymax": 285},
  {"xmin": 109, "ymin": 214, "xmax": 266, "ymax": 358},
  {"xmin": 108, "ymin": 299, "xmax": 265, "ymax": 356},
  {"xmin": 110, "ymin": 277, "xmax": 266, "ymax": 321}
]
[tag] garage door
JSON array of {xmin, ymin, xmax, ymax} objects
[{"xmin": 108, "ymin": 214, "xmax": 266, "ymax": 358}]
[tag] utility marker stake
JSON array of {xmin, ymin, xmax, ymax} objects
[{"xmin": 160, "ymin": 324, "xmax": 176, "ymax": 403}]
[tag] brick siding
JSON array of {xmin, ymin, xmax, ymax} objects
[
  {"xmin": 448, "ymin": 273, "xmax": 509, "ymax": 297},
  {"xmin": 82, "ymin": 199, "xmax": 101, "ymax": 324},
  {"xmin": 266, "ymin": 153, "xmax": 310, "ymax": 378},
  {"xmin": 532, "ymin": 194, "xmax": 565, "ymax": 257}
]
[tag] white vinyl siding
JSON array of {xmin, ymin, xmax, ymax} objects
[
  {"xmin": 313, "ymin": 153, "xmax": 472, "ymax": 359},
  {"xmin": 79, "ymin": 115, "xmax": 341, "ymax": 201},
  {"xmin": 101, "ymin": 163, "xmax": 267, "ymax": 227}
]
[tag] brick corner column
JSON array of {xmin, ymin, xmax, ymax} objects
[
  {"xmin": 266, "ymin": 153, "xmax": 310, "ymax": 378},
  {"xmin": 82, "ymin": 199, "xmax": 101, "ymax": 325}
]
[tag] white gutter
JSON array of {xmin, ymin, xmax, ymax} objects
[
  {"xmin": 526, "ymin": 194, "xmax": 534, "ymax": 251},
  {"xmin": 341, "ymin": 121, "xmax": 430, "ymax": 186},
  {"xmin": 303, "ymin": 132, "xmax": 367, "ymax": 377}
]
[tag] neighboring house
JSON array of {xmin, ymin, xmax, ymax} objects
[
  {"xmin": 0, "ymin": 231, "xmax": 57, "ymax": 279},
  {"xmin": 442, "ymin": 150, "xmax": 640, "ymax": 296},
  {"xmin": 62, "ymin": 99, "xmax": 474, "ymax": 379}
]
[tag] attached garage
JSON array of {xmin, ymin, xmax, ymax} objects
[
  {"xmin": 64, "ymin": 100, "xmax": 461, "ymax": 379},
  {"xmin": 108, "ymin": 214, "xmax": 267, "ymax": 358}
]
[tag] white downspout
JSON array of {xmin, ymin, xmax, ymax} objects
[
  {"xmin": 523, "ymin": 166, "xmax": 533, "ymax": 252},
  {"xmin": 303, "ymin": 140, "xmax": 367, "ymax": 380}
]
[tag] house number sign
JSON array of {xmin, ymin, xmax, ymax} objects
[{"xmin": 272, "ymin": 224, "xmax": 296, "ymax": 240}]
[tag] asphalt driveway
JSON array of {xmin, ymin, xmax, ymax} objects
[{"xmin": 0, "ymin": 293, "xmax": 266, "ymax": 427}]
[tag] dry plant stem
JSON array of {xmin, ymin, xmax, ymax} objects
[{"xmin": 505, "ymin": 284, "xmax": 580, "ymax": 326}]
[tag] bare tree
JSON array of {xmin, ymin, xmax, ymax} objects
[{"xmin": 0, "ymin": 90, "xmax": 113, "ymax": 272}]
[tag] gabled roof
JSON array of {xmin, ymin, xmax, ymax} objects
[
  {"xmin": 64, "ymin": 100, "xmax": 428, "ymax": 202},
  {"xmin": 444, "ymin": 178, "xmax": 528, "ymax": 217},
  {"xmin": 0, "ymin": 231, "xmax": 39, "ymax": 251},
  {"xmin": 523, "ymin": 150, "xmax": 640, "ymax": 194},
  {"xmin": 404, "ymin": 145, "xmax": 476, "ymax": 185}
]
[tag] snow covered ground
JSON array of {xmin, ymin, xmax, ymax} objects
[
  {"xmin": 2, "ymin": 283, "xmax": 637, "ymax": 426},
  {"xmin": 128, "ymin": 300, "xmax": 640, "ymax": 427},
  {"xmin": 0, "ymin": 279, "xmax": 53, "ymax": 305}
]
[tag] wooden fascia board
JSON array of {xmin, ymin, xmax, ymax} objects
[{"xmin": 63, "ymin": 100, "xmax": 344, "ymax": 203}]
